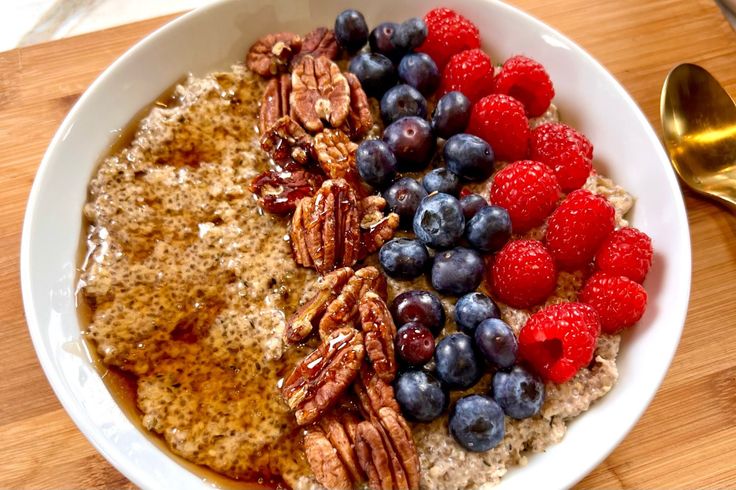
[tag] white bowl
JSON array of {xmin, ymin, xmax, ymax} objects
[{"xmin": 21, "ymin": 0, "xmax": 691, "ymax": 488}]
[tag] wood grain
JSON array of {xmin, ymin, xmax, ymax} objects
[{"xmin": 1, "ymin": 1, "xmax": 735, "ymax": 488}]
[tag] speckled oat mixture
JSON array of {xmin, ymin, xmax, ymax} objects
[{"xmin": 79, "ymin": 62, "xmax": 633, "ymax": 489}]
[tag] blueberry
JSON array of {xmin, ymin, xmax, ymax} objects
[
  {"xmin": 390, "ymin": 290, "xmax": 446, "ymax": 336},
  {"xmin": 444, "ymin": 133, "xmax": 495, "ymax": 181},
  {"xmin": 492, "ymin": 365, "xmax": 544, "ymax": 419},
  {"xmin": 422, "ymin": 168, "xmax": 461, "ymax": 196},
  {"xmin": 398, "ymin": 53, "xmax": 440, "ymax": 96},
  {"xmin": 394, "ymin": 17, "xmax": 428, "ymax": 51},
  {"xmin": 395, "ymin": 322, "xmax": 435, "ymax": 366},
  {"xmin": 383, "ymin": 116, "xmax": 435, "ymax": 171},
  {"xmin": 454, "ymin": 292, "xmax": 500, "ymax": 335},
  {"xmin": 334, "ymin": 9, "xmax": 369, "ymax": 52},
  {"xmin": 383, "ymin": 177, "xmax": 427, "ymax": 228},
  {"xmin": 349, "ymin": 53, "xmax": 397, "ymax": 97},
  {"xmin": 466, "ymin": 205, "xmax": 512, "ymax": 254},
  {"xmin": 395, "ymin": 370, "xmax": 448, "ymax": 422},
  {"xmin": 431, "ymin": 91, "xmax": 472, "ymax": 139},
  {"xmin": 369, "ymin": 22, "xmax": 403, "ymax": 62},
  {"xmin": 449, "ymin": 395, "xmax": 505, "ymax": 452},
  {"xmin": 380, "ymin": 84, "xmax": 428, "ymax": 124},
  {"xmin": 431, "ymin": 247, "xmax": 484, "ymax": 296},
  {"xmin": 356, "ymin": 140, "xmax": 397, "ymax": 188},
  {"xmin": 434, "ymin": 333, "xmax": 482, "ymax": 390},
  {"xmin": 460, "ymin": 193, "xmax": 489, "ymax": 221},
  {"xmin": 379, "ymin": 238, "xmax": 430, "ymax": 279},
  {"xmin": 413, "ymin": 193, "xmax": 464, "ymax": 249},
  {"xmin": 474, "ymin": 318, "xmax": 518, "ymax": 369}
]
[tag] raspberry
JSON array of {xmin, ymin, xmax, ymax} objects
[
  {"xmin": 490, "ymin": 240, "xmax": 557, "ymax": 309},
  {"xmin": 440, "ymin": 49, "xmax": 494, "ymax": 103},
  {"xmin": 417, "ymin": 8, "xmax": 481, "ymax": 68},
  {"xmin": 580, "ymin": 272, "xmax": 648, "ymax": 333},
  {"xmin": 530, "ymin": 123, "xmax": 594, "ymax": 192},
  {"xmin": 595, "ymin": 227, "xmax": 653, "ymax": 283},
  {"xmin": 518, "ymin": 303, "xmax": 601, "ymax": 383},
  {"xmin": 545, "ymin": 189, "xmax": 615, "ymax": 271},
  {"xmin": 467, "ymin": 94, "xmax": 530, "ymax": 162},
  {"xmin": 493, "ymin": 55, "xmax": 555, "ymax": 117},
  {"xmin": 489, "ymin": 160, "xmax": 560, "ymax": 233}
]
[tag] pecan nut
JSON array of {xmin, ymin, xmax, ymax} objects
[
  {"xmin": 290, "ymin": 179, "xmax": 361, "ymax": 274},
  {"xmin": 354, "ymin": 365, "xmax": 400, "ymax": 420},
  {"xmin": 291, "ymin": 56, "xmax": 350, "ymax": 132},
  {"xmin": 304, "ymin": 426, "xmax": 353, "ymax": 489},
  {"xmin": 260, "ymin": 116, "xmax": 313, "ymax": 169},
  {"xmin": 359, "ymin": 292, "xmax": 398, "ymax": 382},
  {"xmin": 291, "ymin": 28, "xmax": 340, "ymax": 68},
  {"xmin": 250, "ymin": 169, "xmax": 323, "ymax": 215},
  {"xmin": 339, "ymin": 72, "xmax": 374, "ymax": 140},
  {"xmin": 319, "ymin": 266, "xmax": 387, "ymax": 338},
  {"xmin": 360, "ymin": 213, "xmax": 400, "ymax": 258},
  {"xmin": 259, "ymin": 73, "xmax": 294, "ymax": 135},
  {"xmin": 281, "ymin": 327, "xmax": 365, "ymax": 425},
  {"xmin": 314, "ymin": 128, "xmax": 372, "ymax": 197},
  {"xmin": 246, "ymin": 32, "xmax": 302, "ymax": 77},
  {"xmin": 318, "ymin": 411, "xmax": 365, "ymax": 483}
]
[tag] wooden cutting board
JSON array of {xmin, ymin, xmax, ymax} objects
[{"xmin": 1, "ymin": 0, "xmax": 735, "ymax": 488}]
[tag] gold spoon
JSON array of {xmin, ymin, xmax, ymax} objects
[{"xmin": 661, "ymin": 63, "xmax": 736, "ymax": 211}]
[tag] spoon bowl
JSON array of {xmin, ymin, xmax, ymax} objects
[{"xmin": 661, "ymin": 63, "xmax": 736, "ymax": 211}]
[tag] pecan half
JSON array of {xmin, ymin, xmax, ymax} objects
[
  {"xmin": 360, "ymin": 213, "xmax": 400, "ymax": 258},
  {"xmin": 259, "ymin": 74, "xmax": 294, "ymax": 136},
  {"xmin": 246, "ymin": 32, "xmax": 302, "ymax": 77},
  {"xmin": 304, "ymin": 426, "xmax": 353, "ymax": 489},
  {"xmin": 291, "ymin": 28, "xmax": 340, "ymax": 68},
  {"xmin": 359, "ymin": 292, "xmax": 398, "ymax": 382},
  {"xmin": 281, "ymin": 327, "xmax": 365, "ymax": 425},
  {"xmin": 260, "ymin": 116, "xmax": 313, "ymax": 169},
  {"xmin": 250, "ymin": 169, "xmax": 323, "ymax": 215},
  {"xmin": 355, "ymin": 421, "xmax": 393, "ymax": 490},
  {"xmin": 339, "ymin": 72, "xmax": 374, "ymax": 140},
  {"xmin": 285, "ymin": 267, "xmax": 354, "ymax": 344},
  {"xmin": 313, "ymin": 128, "xmax": 371, "ymax": 197},
  {"xmin": 290, "ymin": 179, "xmax": 361, "ymax": 274},
  {"xmin": 319, "ymin": 411, "xmax": 365, "ymax": 483},
  {"xmin": 354, "ymin": 365, "xmax": 400, "ymax": 420},
  {"xmin": 291, "ymin": 56, "xmax": 350, "ymax": 132},
  {"xmin": 319, "ymin": 266, "xmax": 387, "ymax": 338}
]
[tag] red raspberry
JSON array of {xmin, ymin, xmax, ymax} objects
[
  {"xmin": 545, "ymin": 189, "xmax": 615, "ymax": 271},
  {"xmin": 595, "ymin": 227, "xmax": 653, "ymax": 283},
  {"xmin": 418, "ymin": 8, "xmax": 481, "ymax": 68},
  {"xmin": 440, "ymin": 49, "xmax": 494, "ymax": 103},
  {"xmin": 490, "ymin": 239, "xmax": 557, "ymax": 309},
  {"xmin": 580, "ymin": 272, "xmax": 648, "ymax": 333},
  {"xmin": 530, "ymin": 123, "xmax": 594, "ymax": 192},
  {"xmin": 467, "ymin": 94, "xmax": 530, "ymax": 162},
  {"xmin": 518, "ymin": 302, "xmax": 601, "ymax": 383},
  {"xmin": 489, "ymin": 160, "xmax": 561, "ymax": 233},
  {"xmin": 493, "ymin": 55, "xmax": 555, "ymax": 117}
]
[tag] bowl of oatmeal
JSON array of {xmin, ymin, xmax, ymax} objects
[{"xmin": 21, "ymin": 0, "xmax": 690, "ymax": 489}]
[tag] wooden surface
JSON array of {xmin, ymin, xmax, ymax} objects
[{"xmin": 1, "ymin": 1, "xmax": 735, "ymax": 488}]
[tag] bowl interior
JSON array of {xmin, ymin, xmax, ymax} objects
[{"xmin": 21, "ymin": 0, "xmax": 691, "ymax": 489}]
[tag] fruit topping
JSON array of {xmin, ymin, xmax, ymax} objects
[
  {"xmin": 440, "ymin": 48, "xmax": 495, "ymax": 103},
  {"xmin": 443, "ymin": 133, "xmax": 495, "ymax": 181},
  {"xmin": 383, "ymin": 116, "xmax": 436, "ymax": 171},
  {"xmin": 413, "ymin": 193, "xmax": 465, "ymax": 249},
  {"xmin": 380, "ymin": 84, "xmax": 428, "ymax": 124},
  {"xmin": 435, "ymin": 333, "xmax": 482, "ymax": 390},
  {"xmin": 530, "ymin": 122, "xmax": 593, "ymax": 191},
  {"xmin": 390, "ymin": 290, "xmax": 446, "ymax": 336},
  {"xmin": 491, "ymin": 365, "xmax": 545, "ymax": 419},
  {"xmin": 395, "ymin": 370, "xmax": 448, "ymax": 422},
  {"xmin": 417, "ymin": 7, "xmax": 481, "ymax": 68},
  {"xmin": 467, "ymin": 94, "xmax": 530, "ymax": 162},
  {"xmin": 369, "ymin": 22, "xmax": 404, "ymax": 62},
  {"xmin": 356, "ymin": 139, "xmax": 397, "ymax": 189},
  {"xmin": 349, "ymin": 52, "xmax": 398, "ymax": 97},
  {"xmin": 422, "ymin": 168, "xmax": 461, "ymax": 195},
  {"xmin": 459, "ymin": 193, "xmax": 488, "ymax": 221},
  {"xmin": 490, "ymin": 239, "xmax": 557, "ymax": 309},
  {"xmin": 465, "ymin": 205, "xmax": 512, "ymax": 253},
  {"xmin": 493, "ymin": 55, "xmax": 554, "ymax": 117},
  {"xmin": 474, "ymin": 318, "xmax": 518, "ymax": 370},
  {"xmin": 379, "ymin": 238, "xmax": 430, "ymax": 279},
  {"xmin": 594, "ymin": 227, "xmax": 653, "ymax": 283},
  {"xmin": 579, "ymin": 272, "xmax": 648, "ymax": 333},
  {"xmin": 383, "ymin": 177, "xmax": 428, "ymax": 229},
  {"xmin": 334, "ymin": 9, "xmax": 369, "ymax": 52},
  {"xmin": 455, "ymin": 292, "xmax": 501, "ymax": 336},
  {"xmin": 395, "ymin": 17, "xmax": 429, "ymax": 52},
  {"xmin": 431, "ymin": 247, "xmax": 484, "ymax": 296},
  {"xmin": 431, "ymin": 91, "xmax": 472, "ymax": 139},
  {"xmin": 395, "ymin": 322, "xmax": 436, "ymax": 366},
  {"xmin": 449, "ymin": 395, "xmax": 505, "ymax": 452},
  {"xmin": 398, "ymin": 52, "xmax": 440, "ymax": 96}
]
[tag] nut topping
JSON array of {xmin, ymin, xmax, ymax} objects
[
  {"xmin": 281, "ymin": 327, "xmax": 365, "ymax": 425},
  {"xmin": 313, "ymin": 128, "xmax": 371, "ymax": 197},
  {"xmin": 354, "ymin": 366, "xmax": 400, "ymax": 420},
  {"xmin": 260, "ymin": 116, "xmax": 313, "ymax": 169},
  {"xmin": 250, "ymin": 169, "xmax": 323, "ymax": 215},
  {"xmin": 340, "ymin": 72, "xmax": 374, "ymax": 140},
  {"xmin": 304, "ymin": 426, "xmax": 353, "ymax": 489},
  {"xmin": 360, "ymin": 214, "xmax": 400, "ymax": 258},
  {"xmin": 291, "ymin": 28, "xmax": 340, "ymax": 68},
  {"xmin": 319, "ymin": 266, "xmax": 387, "ymax": 338},
  {"xmin": 318, "ymin": 411, "xmax": 365, "ymax": 483},
  {"xmin": 359, "ymin": 292, "xmax": 398, "ymax": 382},
  {"xmin": 291, "ymin": 56, "xmax": 350, "ymax": 133},
  {"xmin": 246, "ymin": 32, "xmax": 302, "ymax": 77},
  {"xmin": 259, "ymin": 74, "xmax": 294, "ymax": 136}
]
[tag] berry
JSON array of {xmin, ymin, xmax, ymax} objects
[
  {"xmin": 398, "ymin": 53, "xmax": 440, "ymax": 96},
  {"xmin": 579, "ymin": 272, "xmax": 648, "ymax": 333},
  {"xmin": 489, "ymin": 160, "xmax": 560, "ymax": 233},
  {"xmin": 348, "ymin": 53, "xmax": 397, "ymax": 97},
  {"xmin": 431, "ymin": 247, "xmax": 484, "ymax": 296},
  {"xmin": 518, "ymin": 302, "xmax": 601, "ymax": 384},
  {"xmin": 435, "ymin": 333, "xmax": 482, "ymax": 389},
  {"xmin": 595, "ymin": 227, "xmax": 653, "ymax": 283},
  {"xmin": 383, "ymin": 116, "xmax": 436, "ymax": 171},
  {"xmin": 465, "ymin": 205, "xmax": 512, "ymax": 253},
  {"xmin": 356, "ymin": 139, "xmax": 397, "ymax": 188},
  {"xmin": 530, "ymin": 122, "xmax": 593, "ymax": 192},
  {"xmin": 379, "ymin": 238, "xmax": 430, "ymax": 279},
  {"xmin": 413, "ymin": 193, "xmax": 465, "ymax": 249},
  {"xmin": 493, "ymin": 55, "xmax": 555, "ymax": 117},
  {"xmin": 449, "ymin": 395, "xmax": 505, "ymax": 452},
  {"xmin": 334, "ymin": 9, "xmax": 369, "ymax": 52},
  {"xmin": 369, "ymin": 22, "xmax": 403, "ymax": 61},
  {"xmin": 395, "ymin": 370, "xmax": 448, "ymax": 422},
  {"xmin": 443, "ymin": 133, "xmax": 494, "ymax": 181},
  {"xmin": 545, "ymin": 189, "xmax": 615, "ymax": 271},
  {"xmin": 467, "ymin": 94, "xmax": 530, "ymax": 161},
  {"xmin": 475, "ymin": 318, "xmax": 518, "ymax": 369},
  {"xmin": 491, "ymin": 240, "xmax": 557, "ymax": 309},
  {"xmin": 380, "ymin": 84, "xmax": 428, "ymax": 125},
  {"xmin": 383, "ymin": 177, "xmax": 428, "ymax": 228},
  {"xmin": 418, "ymin": 7, "xmax": 481, "ymax": 68},
  {"xmin": 432, "ymin": 91, "xmax": 471, "ymax": 139},
  {"xmin": 460, "ymin": 193, "xmax": 488, "ymax": 220},
  {"xmin": 455, "ymin": 292, "xmax": 500, "ymax": 335},
  {"xmin": 395, "ymin": 17, "xmax": 428, "ymax": 52},
  {"xmin": 390, "ymin": 290, "xmax": 446, "ymax": 335},
  {"xmin": 395, "ymin": 322, "xmax": 436, "ymax": 366},
  {"xmin": 492, "ymin": 365, "xmax": 545, "ymax": 419},
  {"xmin": 440, "ymin": 49, "xmax": 495, "ymax": 103},
  {"xmin": 422, "ymin": 168, "xmax": 461, "ymax": 195}
]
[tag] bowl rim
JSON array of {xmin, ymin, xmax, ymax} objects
[{"xmin": 20, "ymin": 0, "xmax": 692, "ymax": 489}]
